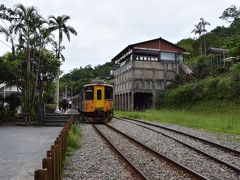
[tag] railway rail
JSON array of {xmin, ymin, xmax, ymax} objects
[
  {"xmin": 93, "ymin": 124, "xmax": 208, "ymax": 180},
  {"xmin": 114, "ymin": 117, "xmax": 240, "ymax": 174}
]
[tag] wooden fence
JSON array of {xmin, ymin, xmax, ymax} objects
[{"xmin": 34, "ymin": 116, "xmax": 73, "ymax": 180}]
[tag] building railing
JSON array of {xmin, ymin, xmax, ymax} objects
[{"xmin": 34, "ymin": 116, "xmax": 73, "ymax": 180}]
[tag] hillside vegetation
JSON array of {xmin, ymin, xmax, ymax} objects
[
  {"xmin": 162, "ymin": 6, "xmax": 240, "ymax": 108},
  {"xmin": 61, "ymin": 5, "xmax": 240, "ymax": 109},
  {"xmin": 60, "ymin": 62, "xmax": 114, "ymax": 95}
]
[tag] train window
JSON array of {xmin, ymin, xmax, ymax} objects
[
  {"xmin": 85, "ymin": 86, "xmax": 94, "ymax": 100},
  {"xmin": 105, "ymin": 86, "xmax": 113, "ymax": 99},
  {"xmin": 97, "ymin": 89, "xmax": 102, "ymax": 100}
]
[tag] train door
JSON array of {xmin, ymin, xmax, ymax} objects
[{"xmin": 94, "ymin": 86, "xmax": 104, "ymax": 109}]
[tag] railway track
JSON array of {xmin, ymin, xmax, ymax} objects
[
  {"xmin": 93, "ymin": 124, "xmax": 208, "ymax": 180},
  {"xmin": 114, "ymin": 117, "xmax": 240, "ymax": 178}
]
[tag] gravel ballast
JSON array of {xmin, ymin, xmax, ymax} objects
[
  {"xmin": 63, "ymin": 124, "xmax": 136, "ymax": 180},
  {"xmin": 95, "ymin": 124, "xmax": 194, "ymax": 180},
  {"xmin": 110, "ymin": 119, "xmax": 240, "ymax": 179},
  {"xmin": 124, "ymin": 119, "xmax": 240, "ymax": 169}
]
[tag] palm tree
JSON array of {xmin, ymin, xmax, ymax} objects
[
  {"xmin": 192, "ymin": 18, "xmax": 210, "ymax": 55},
  {"xmin": 13, "ymin": 4, "xmax": 41, "ymax": 123},
  {"xmin": 52, "ymin": 41, "xmax": 65, "ymax": 62},
  {"xmin": 199, "ymin": 18, "xmax": 210, "ymax": 55},
  {"xmin": 192, "ymin": 23, "xmax": 203, "ymax": 54},
  {"xmin": 48, "ymin": 15, "xmax": 77, "ymax": 112}
]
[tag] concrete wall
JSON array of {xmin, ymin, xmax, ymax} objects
[{"xmin": 113, "ymin": 59, "xmax": 178, "ymax": 111}]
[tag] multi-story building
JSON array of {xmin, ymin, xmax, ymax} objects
[{"xmin": 111, "ymin": 37, "xmax": 185, "ymax": 110}]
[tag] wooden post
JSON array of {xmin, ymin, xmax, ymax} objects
[
  {"xmin": 42, "ymin": 158, "xmax": 52, "ymax": 180},
  {"xmin": 51, "ymin": 145, "xmax": 57, "ymax": 180},
  {"xmin": 56, "ymin": 138, "xmax": 62, "ymax": 173},
  {"xmin": 54, "ymin": 143, "xmax": 60, "ymax": 180},
  {"xmin": 46, "ymin": 150, "xmax": 54, "ymax": 180},
  {"xmin": 34, "ymin": 169, "xmax": 47, "ymax": 180}
]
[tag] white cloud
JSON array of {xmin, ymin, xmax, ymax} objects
[{"xmin": 1, "ymin": 0, "xmax": 240, "ymax": 74}]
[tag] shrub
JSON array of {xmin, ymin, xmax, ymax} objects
[
  {"xmin": 0, "ymin": 109, "xmax": 16, "ymax": 121},
  {"xmin": 66, "ymin": 122, "xmax": 81, "ymax": 155},
  {"xmin": 4, "ymin": 93, "xmax": 21, "ymax": 111},
  {"xmin": 45, "ymin": 104, "xmax": 57, "ymax": 113}
]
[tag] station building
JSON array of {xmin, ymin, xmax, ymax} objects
[{"xmin": 111, "ymin": 37, "xmax": 185, "ymax": 110}]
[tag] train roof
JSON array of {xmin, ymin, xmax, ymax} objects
[{"xmin": 83, "ymin": 83, "xmax": 113, "ymax": 88}]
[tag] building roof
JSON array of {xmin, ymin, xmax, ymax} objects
[
  {"xmin": 207, "ymin": 47, "xmax": 228, "ymax": 54},
  {"xmin": 111, "ymin": 37, "xmax": 185, "ymax": 63}
]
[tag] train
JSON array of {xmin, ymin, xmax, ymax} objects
[{"xmin": 72, "ymin": 80, "xmax": 114, "ymax": 123}]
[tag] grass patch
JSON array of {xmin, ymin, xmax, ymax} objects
[
  {"xmin": 66, "ymin": 122, "xmax": 81, "ymax": 156},
  {"xmin": 115, "ymin": 101, "xmax": 240, "ymax": 135}
]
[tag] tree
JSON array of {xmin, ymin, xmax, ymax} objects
[
  {"xmin": 219, "ymin": 5, "xmax": 240, "ymax": 22},
  {"xmin": 1, "ymin": 4, "xmax": 52, "ymax": 121},
  {"xmin": 48, "ymin": 15, "xmax": 77, "ymax": 111},
  {"xmin": 192, "ymin": 18, "xmax": 210, "ymax": 55},
  {"xmin": 0, "ymin": 25, "xmax": 15, "ymax": 58},
  {"xmin": 0, "ymin": 3, "xmax": 76, "ymax": 123},
  {"xmin": 192, "ymin": 23, "xmax": 203, "ymax": 54},
  {"xmin": 200, "ymin": 18, "xmax": 210, "ymax": 55},
  {"xmin": 13, "ymin": 4, "xmax": 43, "ymax": 123}
]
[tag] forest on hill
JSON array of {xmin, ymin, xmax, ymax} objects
[
  {"xmin": 60, "ymin": 62, "xmax": 115, "ymax": 96},
  {"xmin": 60, "ymin": 5, "xmax": 240, "ymax": 106},
  {"xmin": 162, "ymin": 5, "xmax": 240, "ymax": 107}
]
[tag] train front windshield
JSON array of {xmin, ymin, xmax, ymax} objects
[{"xmin": 85, "ymin": 86, "xmax": 94, "ymax": 100}]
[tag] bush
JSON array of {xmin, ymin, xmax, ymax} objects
[
  {"xmin": 0, "ymin": 109, "xmax": 16, "ymax": 121},
  {"xmin": 66, "ymin": 122, "xmax": 81, "ymax": 155},
  {"xmin": 162, "ymin": 74, "xmax": 240, "ymax": 106},
  {"xmin": 4, "ymin": 93, "xmax": 21, "ymax": 111},
  {"xmin": 45, "ymin": 104, "xmax": 57, "ymax": 113}
]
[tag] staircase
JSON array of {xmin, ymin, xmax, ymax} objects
[
  {"xmin": 44, "ymin": 113, "xmax": 70, "ymax": 127},
  {"xmin": 180, "ymin": 63, "xmax": 193, "ymax": 75}
]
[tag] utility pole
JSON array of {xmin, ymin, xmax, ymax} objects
[
  {"xmin": 54, "ymin": 69, "xmax": 61, "ymax": 113},
  {"xmin": 3, "ymin": 83, "xmax": 6, "ymax": 107}
]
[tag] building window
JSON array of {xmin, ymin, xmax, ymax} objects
[{"xmin": 161, "ymin": 52, "xmax": 175, "ymax": 61}]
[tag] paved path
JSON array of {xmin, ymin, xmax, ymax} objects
[{"xmin": 0, "ymin": 126, "xmax": 61, "ymax": 180}]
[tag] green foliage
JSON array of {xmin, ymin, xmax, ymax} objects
[
  {"xmin": 43, "ymin": 82, "xmax": 56, "ymax": 103},
  {"xmin": 219, "ymin": 5, "xmax": 240, "ymax": 22},
  {"xmin": 176, "ymin": 8, "xmax": 240, "ymax": 58},
  {"xmin": 60, "ymin": 62, "xmax": 114, "ymax": 95},
  {"xmin": 187, "ymin": 55, "xmax": 210, "ymax": 79},
  {"xmin": 229, "ymin": 42, "xmax": 240, "ymax": 56},
  {"xmin": 162, "ymin": 62, "xmax": 240, "ymax": 106},
  {"xmin": 4, "ymin": 93, "xmax": 21, "ymax": 111},
  {"xmin": 0, "ymin": 53, "xmax": 21, "ymax": 84},
  {"xmin": 176, "ymin": 38, "xmax": 195, "ymax": 58},
  {"xmin": 116, "ymin": 103, "xmax": 240, "ymax": 134},
  {"xmin": 0, "ymin": 109, "xmax": 16, "ymax": 121},
  {"xmin": 0, "ymin": 3, "xmax": 77, "ymax": 122},
  {"xmin": 45, "ymin": 104, "xmax": 57, "ymax": 112},
  {"xmin": 66, "ymin": 122, "xmax": 81, "ymax": 155}
]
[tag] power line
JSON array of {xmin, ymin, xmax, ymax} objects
[
  {"xmin": 0, "ymin": 39, "xmax": 11, "ymax": 49},
  {"xmin": 0, "ymin": 19, "xmax": 8, "ymax": 29},
  {"xmin": 0, "ymin": 19, "xmax": 19, "ymax": 45}
]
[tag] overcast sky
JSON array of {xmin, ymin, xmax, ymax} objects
[{"xmin": 1, "ymin": 0, "xmax": 240, "ymax": 74}]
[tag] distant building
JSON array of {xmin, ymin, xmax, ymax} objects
[
  {"xmin": 111, "ymin": 37, "xmax": 185, "ymax": 110},
  {"xmin": 207, "ymin": 47, "xmax": 228, "ymax": 67},
  {"xmin": 0, "ymin": 83, "xmax": 21, "ymax": 107}
]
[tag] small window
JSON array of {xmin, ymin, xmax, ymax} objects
[
  {"xmin": 161, "ymin": 52, "xmax": 175, "ymax": 61},
  {"xmin": 85, "ymin": 86, "xmax": 94, "ymax": 100},
  {"xmin": 105, "ymin": 86, "xmax": 113, "ymax": 99},
  {"xmin": 97, "ymin": 89, "xmax": 102, "ymax": 100}
]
